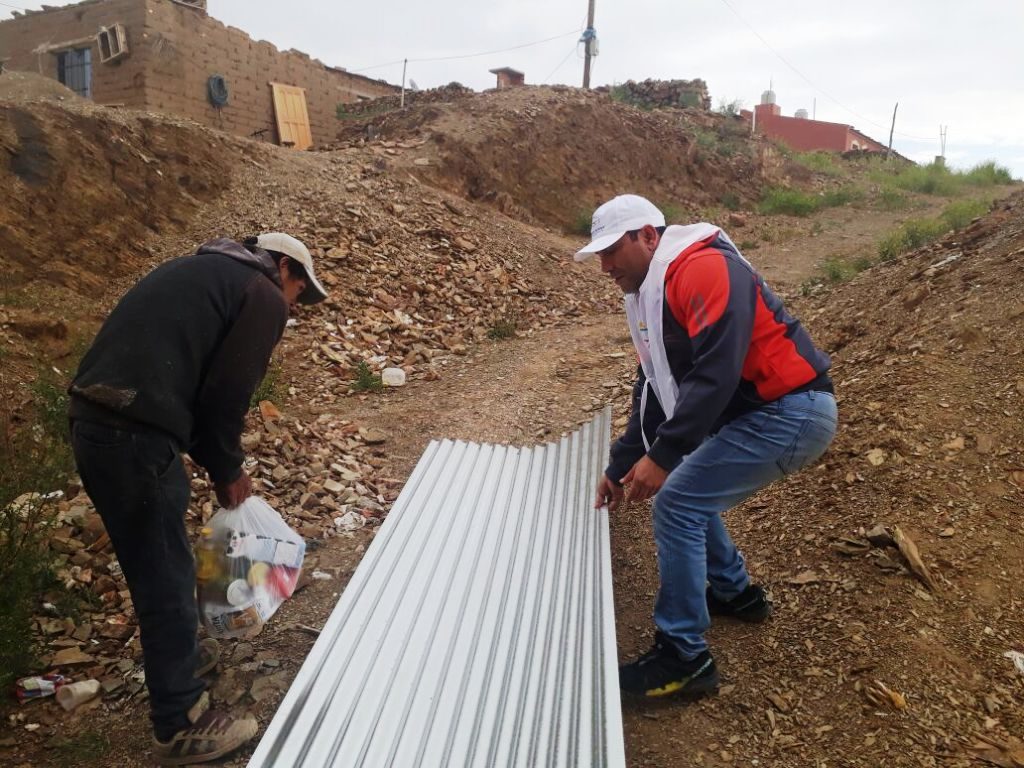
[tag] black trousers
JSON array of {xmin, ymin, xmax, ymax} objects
[{"xmin": 71, "ymin": 420, "xmax": 204, "ymax": 739}]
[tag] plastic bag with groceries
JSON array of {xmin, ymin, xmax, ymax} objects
[{"xmin": 195, "ymin": 496, "xmax": 305, "ymax": 639}]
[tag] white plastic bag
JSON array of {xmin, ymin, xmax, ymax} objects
[{"xmin": 195, "ymin": 496, "xmax": 306, "ymax": 639}]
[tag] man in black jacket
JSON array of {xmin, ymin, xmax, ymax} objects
[{"xmin": 68, "ymin": 233, "xmax": 327, "ymax": 765}]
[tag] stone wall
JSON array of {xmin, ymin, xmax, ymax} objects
[{"xmin": 602, "ymin": 78, "xmax": 712, "ymax": 111}]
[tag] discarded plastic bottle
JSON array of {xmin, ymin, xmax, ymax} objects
[{"xmin": 195, "ymin": 527, "xmax": 219, "ymax": 584}]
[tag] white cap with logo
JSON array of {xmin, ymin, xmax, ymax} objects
[
  {"xmin": 255, "ymin": 232, "xmax": 329, "ymax": 304},
  {"xmin": 574, "ymin": 194, "xmax": 666, "ymax": 262}
]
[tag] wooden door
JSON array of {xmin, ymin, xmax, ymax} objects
[{"xmin": 270, "ymin": 82, "xmax": 313, "ymax": 150}]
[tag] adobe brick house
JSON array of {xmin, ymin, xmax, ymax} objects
[
  {"xmin": 0, "ymin": 0, "xmax": 397, "ymax": 147},
  {"xmin": 741, "ymin": 91, "xmax": 889, "ymax": 154}
]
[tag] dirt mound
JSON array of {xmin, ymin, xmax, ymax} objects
[
  {"xmin": 0, "ymin": 99, "xmax": 254, "ymax": 295},
  {"xmin": 330, "ymin": 85, "xmax": 779, "ymax": 231},
  {"xmin": 0, "ymin": 71, "xmax": 80, "ymax": 103},
  {"xmin": 0, "ymin": 95, "xmax": 616, "ymax": 402},
  {"xmin": 640, "ymin": 190, "xmax": 1024, "ymax": 765}
]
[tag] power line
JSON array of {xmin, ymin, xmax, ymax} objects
[
  {"xmin": 351, "ymin": 27, "xmax": 583, "ymax": 74},
  {"xmin": 544, "ymin": 12, "xmax": 590, "ymax": 85},
  {"xmin": 0, "ymin": 1, "xmax": 29, "ymax": 10},
  {"xmin": 716, "ymin": 0, "xmax": 934, "ymax": 142},
  {"xmin": 543, "ymin": 44, "xmax": 583, "ymax": 85}
]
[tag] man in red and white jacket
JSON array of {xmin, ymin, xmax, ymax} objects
[{"xmin": 577, "ymin": 195, "xmax": 837, "ymax": 699}]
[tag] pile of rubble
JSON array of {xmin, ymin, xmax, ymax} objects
[
  {"xmin": 600, "ymin": 78, "xmax": 712, "ymax": 111},
  {"xmin": 164, "ymin": 138, "xmax": 619, "ymax": 403},
  {"xmin": 335, "ymin": 81, "xmax": 474, "ymax": 120},
  {"xmin": 329, "ymin": 85, "xmax": 765, "ymax": 233}
]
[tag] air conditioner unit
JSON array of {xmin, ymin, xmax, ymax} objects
[{"xmin": 96, "ymin": 24, "xmax": 129, "ymax": 63}]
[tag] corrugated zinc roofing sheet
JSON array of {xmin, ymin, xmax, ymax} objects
[{"xmin": 249, "ymin": 407, "xmax": 624, "ymax": 768}]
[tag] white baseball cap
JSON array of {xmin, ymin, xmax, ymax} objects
[
  {"xmin": 256, "ymin": 232, "xmax": 329, "ymax": 304},
  {"xmin": 574, "ymin": 194, "xmax": 666, "ymax": 262}
]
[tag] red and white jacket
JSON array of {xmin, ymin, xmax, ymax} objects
[{"xmin": 608, "ymin": 225, "xmax": 832, "ymax": 481}]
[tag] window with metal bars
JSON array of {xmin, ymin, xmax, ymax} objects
[{"xmin": 57, "ymin": 48, "xmax": 92, "ymax": 99}]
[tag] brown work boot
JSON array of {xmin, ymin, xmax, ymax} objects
[
  {"xmin": 195, "ymin": 638, "xmax": 220, "ymax": 677},
  {"xmin": 152, "ymin": 692, "xmax": 258, "ymax": 765}
]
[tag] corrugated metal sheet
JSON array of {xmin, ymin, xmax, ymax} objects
[{"xmin": 249, "ymin": 407, "xmax": 625, "ymax": 768}]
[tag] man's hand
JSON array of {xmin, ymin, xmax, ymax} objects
[
  {"xmin": 214, "ymin": 470, "xmax": 252, "ymax": 509},
  {"xmin": 621, "ymin": 456, "xmax": 668, "ymax": 504},
  {"xmin": 594, "ymin": 473, "xmax": 625, "ymax": 512}
]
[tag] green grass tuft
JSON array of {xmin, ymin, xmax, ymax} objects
[
  {"xmin": 569, "ymin": 209, "xmax": 593, "ymax": 236},
  {"xmin": 351, "ymin": 361, "xmax": 385, "ymax": 393},
  {"xmin": 50, "ymin": 729, "xmax": 111, "ymax": 766},
  {"xmin": 758, "ymin": 188, "xmax": 820, "ymax": 217},
  {"xmin": 795, "ymin": 151, "xmax": 842, "ymax": 176},
  {"xmin": 487, "ymin": 317, "xmax": 518, "ymax": 341},
  {"xmin": 251, "ymin": 357, "xmax": 285, "ymax": 409},
  {"xmin": 877, "ymin": 217, "xmax": 949, "ymax": 261},
  {"xmin": 940, "ymin": 198, "xmax": 991, "ymax": 231}
]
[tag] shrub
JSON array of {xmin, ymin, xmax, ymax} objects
[
  {"xmin": 693, "ymin": 130, "xmax": 719, "ymax": 152},
  {"xmin": 821, "ymin": 186, "xmax": 863, "ymax": 207},
  {"xmin": 821, "ymin": 258, "xmax": 852, "ymax": 283},
  {"xmin": 820, "ymin": 255, "xmax": 874, "ymax": 284},
  {"xmin": 962, "ymin": 161, "xmax": 1014, "ymax": 186},
  {"xmin": 715, "ymin": 98, "xmax": 743, "ymax": 117},
  {"xmin": 875, "ymin": 188, "xmax": 912, "ymax": 211},
  {"xmin": 487, "ymin": 317, "xmax": 518, "ymax": 341},
  {"xmin": 940, "ymin": 198, "xmax": 990, "ymax": 231},
  {"xmin": 873, "ymin": 160, "xmax": 1015, "ymax": 198},
  {"xmin": 720, "ymin": 192, "xmax": 741, "ymax": 211},
  {"xmin": 250, "ymin": 357, "xmax": 285, "ymax": 408},
  {"xmin": 758, "ymin": 188, "xmax": 820, "ymax": 217},
  {"xmin": 0, "ymin": 417, "xmax": 71, "ymax": 688},
  {"xmin": 657, "ymin": 202, "xmax": 685, "ymax": 224},
  {"xmin": 30, "ymin": 369, "xmax": 73, "ymax": 450},
  {"xmin": 878, "ymin": 217, "xmax": 948, "ymax": 261},
  {"xmin": 851, "ymin": 255, "xmax": 874, "ymax": 273},
  {"xmin": 795, "ymin": 151, "xmax": 841, "ymax": 176},
  {"xmin": 351, "ymin": 361, "xmax": 384, "ymax": 393},
  {"xmin": 569, "ymin": 209, "xmax": 592, "ymax": 236}
]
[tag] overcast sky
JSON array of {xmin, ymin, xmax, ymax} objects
[{"xmin": 12, "ymin": 0, "xmax": 1024, "ymax": 178}]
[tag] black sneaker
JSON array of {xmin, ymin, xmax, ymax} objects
[
  {"xmin": 706, "ymin": 583, "xmax": 771, "ymax": 623},
  {"xmin": 619, "ymin": 632, "xmax": 720, "ymax": 699}
]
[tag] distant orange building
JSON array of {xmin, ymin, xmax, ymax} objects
[{"xmin": 741, "ymin": 90, "xmax": 888, "ymax": 154}]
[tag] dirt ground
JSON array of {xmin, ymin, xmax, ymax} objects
[{"xmin": 2, "ymin": 79, "xmax": 1023, "ymax": 767}]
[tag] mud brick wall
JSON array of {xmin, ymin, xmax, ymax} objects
[
  {"xmin": 0, "ymin": 0, "xmax": 149, "ymax": 108},
  {"xmin": 140, "ymin": 0, "xmax": 396, "ymax": 145},
  {"xmin": 0, "ymin": 0, "xmax": 397, "ymax": 146}
]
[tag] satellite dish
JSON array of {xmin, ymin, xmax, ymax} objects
[{"xmin": 409, "ymin": 79, "xmax": 420, "ymax": 92}]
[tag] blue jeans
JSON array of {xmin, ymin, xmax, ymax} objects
[{"xmin": 652, "ymin": 390, "xmax": 838, "ymax": 659}]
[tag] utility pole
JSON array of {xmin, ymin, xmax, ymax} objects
[
  {"xmin": 400, "ymin": 59, "xmax": 408, "ymax": 109},
  {"xmin": 886, "ymin": 102, "xmax": 898, "ymax": 161},
  {"xmin": 582, "ymin": 0, "xmax": 596, "ymax": 89}
]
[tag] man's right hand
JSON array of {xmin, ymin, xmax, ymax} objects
[
  {"xmin": 214, "ymin": 470, "xmax": 253, "ymax": 509},
  {"xmin": 594, "ymin": 473, "xmax": 624, "ymax": 511}
]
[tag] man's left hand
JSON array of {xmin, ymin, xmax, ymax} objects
[{"xmin": 621, "ymin": 456, "xmax": 668, "ymax": 503}]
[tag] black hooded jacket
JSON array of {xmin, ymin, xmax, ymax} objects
[{"xmin": 69, "ymin": 239, "xmax": 289, "ymax": 483}]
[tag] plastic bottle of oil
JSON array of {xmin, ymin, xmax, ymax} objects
[{"xmin": 195, "ymin": 527, "xmax": 219, "ymax": 585}]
